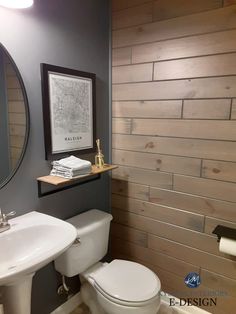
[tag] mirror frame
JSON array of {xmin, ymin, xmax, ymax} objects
[{"xmin": 0, "ymin": 43, "xmax": 30, "ymax": 189}]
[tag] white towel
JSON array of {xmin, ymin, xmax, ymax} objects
[
  {"xmin": 52, "ymin": 156, "xmax": 91, "ymax": 171},
  {"xmin": 50, "ymin": 156, "xmax": 92, "ymax": 178},
  {"xmin": 50, "ymin": 168, "xmax": 91, "ymax": 179}
]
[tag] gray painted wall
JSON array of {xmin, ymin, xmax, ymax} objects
[{"xmin": 0, "ymin": 1, "xmax": 110, "ymax": 313}]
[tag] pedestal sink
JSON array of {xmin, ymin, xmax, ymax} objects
[{"xmin": 0, "ymin": 211, "xmax": 77, "ymax": 314}]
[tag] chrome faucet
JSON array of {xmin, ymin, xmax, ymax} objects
[{"xmin": 0, "ymin": 208, "xmax": 16, "ymax": 233}]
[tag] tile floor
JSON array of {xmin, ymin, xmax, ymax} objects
[{"xmin": 70, "ymin": 303, "xmax": 90, "ymax": 314}]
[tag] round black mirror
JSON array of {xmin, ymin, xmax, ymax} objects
[{"xmin": 0, "ymin": 44, "xmax": 29, "ymax": 189}]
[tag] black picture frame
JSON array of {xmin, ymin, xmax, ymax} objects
[{"xmin": 41, "ymin": 63, "xmax": 96, "ymax": 160}]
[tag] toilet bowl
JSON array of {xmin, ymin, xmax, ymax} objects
[
  {"xmin": 84, "ymin": 260, "xmax": 161, "ymax": 314},
  {"xmin": 54, "ymin": 209, "xmax": 161, "ymax": 314}
]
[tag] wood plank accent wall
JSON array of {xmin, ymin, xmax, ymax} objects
[
  {"xmin": 111, "ymin": 1, "xmax": 236, "ymax": 313},
  {"xmin": 4, "ymin": 54, "xmax": 26, "ymax": 169}
]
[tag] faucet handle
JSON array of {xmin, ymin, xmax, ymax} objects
[
  {"xmin": 4, "ymin": 211, "xmax": 16, "ymax": 221},
  {"xmin": 5, "ymin": 211, "xmax": 16, "ymax": 217},
  {"xmin": 1, "ymin": 210, "xmax": 16, "ymax": 223},
  {"xmin": 0, "ymin": 208, "xmax": 4, "ymax": 220},
  {"xmin": 0, "ymin": 209, "xmax": 16, "ymax": 232}
]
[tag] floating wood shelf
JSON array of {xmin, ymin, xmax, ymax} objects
[{"xmin": 37, "ymin": 164, "xmax": 118, "ymax": 197}]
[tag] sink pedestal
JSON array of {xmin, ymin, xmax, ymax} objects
[{"xmin": 2, "ymin": 273, "xmax": 34, "ymax": 314}]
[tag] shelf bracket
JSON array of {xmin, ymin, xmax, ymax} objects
[{"xmin": 37, "ymin": 173, "xmax": 101, "ymax": 198}]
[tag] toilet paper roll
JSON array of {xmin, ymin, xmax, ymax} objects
[{"xmin": 219, "ymin": 237, "xmax": 236, "ymax": 256}]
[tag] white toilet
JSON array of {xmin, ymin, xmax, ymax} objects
[{"xmin": 54, "ymin": 209, "xmax": 161, "ymax": 314}]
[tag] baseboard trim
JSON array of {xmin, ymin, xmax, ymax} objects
[{"xmin": 50, "ymin": 292, "xmax": 82, "ymax": 314}]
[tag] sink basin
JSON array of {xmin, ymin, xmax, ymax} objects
[{"xmin": 0, "ymin": 211, "xmax": 77, "ymax": 314}]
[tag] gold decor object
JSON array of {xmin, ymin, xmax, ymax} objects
[{"xmin": 95, "ymin": 139, "xmax": 105, "ymax": 169}]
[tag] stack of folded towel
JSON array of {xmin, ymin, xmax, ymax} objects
[{"xmin": 50, "ymin": 155, "xmax": 92, "ymax": 179}]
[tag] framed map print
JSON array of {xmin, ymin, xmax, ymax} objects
[{"xmin": 41, "ymin": 63, "xmax": 96, "ymax": 160}]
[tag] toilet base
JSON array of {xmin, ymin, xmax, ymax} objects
[
  {"xmin": 81, "ymin": 282, "xmax": 105, "ymax": 314},
  {"xmin": 80, "ymin": 280, "xmax": 160, "ymax": 314}
]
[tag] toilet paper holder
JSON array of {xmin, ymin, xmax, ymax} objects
[{"xmin": 212, "ymin": 225, "xmax": 236, "ymax": 242}]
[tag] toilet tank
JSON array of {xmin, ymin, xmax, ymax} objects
[{"xmin": 54, "ymin": 209, "xmax": 112, "ymax": 277}]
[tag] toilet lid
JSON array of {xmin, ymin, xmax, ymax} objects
[{"xmin": 90, "ymin": 260, "xmax": 161, "ymax": 303}]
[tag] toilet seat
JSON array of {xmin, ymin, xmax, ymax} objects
[
  {"xmin": 94, "ymin": 282, "xmax": 160, "ymax": 307},
  {"xmin": 89, "ymin": 259, "xmax": 161, "ymax": 306}
]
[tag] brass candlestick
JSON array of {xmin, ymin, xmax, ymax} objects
[{"xmin": 95, "ymin": 139, "xmax": 105, "ymax": 168}]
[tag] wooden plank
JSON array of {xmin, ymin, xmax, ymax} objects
[
  {"xmin": 132, "ymin": 29, "xmax": 236, "ymax": 64},
  {"xmin": 224, "ymin": 0, "xmax": 236, "ymax": 6},
  {"xmin": 37, "ymin": 164, "xmax": 118, "ymax": 186},
  {"xmin": 112, "ymin": 165, "xmax": 172, "ymax": 189},
  {"xmin": 202, "ymin": 160, "xmax": 236, "ymax": 183},
  {"xmin": 153, "ymin": 0, "xmax": 222, "ymax": 22},
  {"xmin": 112, "ymin": 47, "xmax": 131, "ymax": 66},
  {"xmin": 132, "ymin": 119, "xmax": 236, "ymax": 140},
  {"xmin": 148, "ymin": 234, "xmax": 236, "ymax": 279},
  {"xmin": 183, "ymin": 99, "xmax": 231, "ymax": 119},
  {"xmin": 112, "ymin": 207, "xmax": 232, "ymax": 258},
  {"xmin": 112, "ymin": 118, "xmax": 132, "ymax": 134},
  {"xmin": 150, "ymin": 187, "xmax": 236, "ymax": 222},
  {"xmin": 8, "ymin": 101, "xmax": 26, "ymax": 113},
  {"xmin": 111, "ymin": 236, "xmax": 200, "ymax": 276},
  {"xmin": 112, "ymin": 77, "xmax": 236, "ymax": 101},
  {"xmin": 112, "ymin": 149, "xmax": 201, "ymax": 176},
  {"xmin": 112, "ymin": 194, "xmax": 205, "ymax": 232},
  {"xmin": 112, "ymin": 179, "xmax": 149, "ymax": 201},
  {"xmin": 154, "ymin": 53, "xmax": 236, "ymax": 81},
  {"xmin": 111, "ymin": 222, "xmax": 148, "ymax": 247},
  {"xmin": 113, "ymin": 134, "xmax": 236, "ymax": 162},
  {"xmin": 112, "ymin": 0, "xmax": 152, "ymax": 12},
  {"xmin": 6, "ymin": 76, "xmax": 21, "ymax": 89},
  {"xmin": 6, "ymin": 63, "xmax": 16, "ymax": 76},
  {"xmin": 111, "ymin": 0, "xmax": 236, "ymax": 296},
  {"xmin": 201, "ymin": 269, "xmax": 236, "ymax": 298},
  {"xmin": 113, "ymin": 6, "xmax": 236, "ymax": 48},
  {"xmin": 7, "ymin": 89, "xmax": 24, "ymax": 101},
  {"xmin": 174, "ymin": 174, "xmax": 236, "ymax": 203},
  {"xmin": 8, "ymin": 113, "xmax": 26, "ymax": 125},
  {"xmin": 112, "ymin": 63, "xmax": 153, "ymax": 84},
  {"xmin": 231, "ymin": 98, "xmax": 236, "ymax": 119},
  {"xmin": 10, "ymin": 147, "xmax": 22, "ymax": 160},
  {"xmin": 9, "ymin": 124, "xmax": 26, "ymax": 136},
  {"xmin": 11, "ymin": 158, "xmax": 18, "ymax": 168},
  {"xmin": 112, "ymin": 100, "xmax": 182, "ymax": 118},
  {"xmin": 205, "ymin": 216, "xmax": 236, "ymax": 235},
  {"xmin": 10, "ymin": 136, "xmax": 24, "ymax": 148},
  {"xmin": 112, "ymin": 3, "xmax": 152, "ymax": 30}
]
